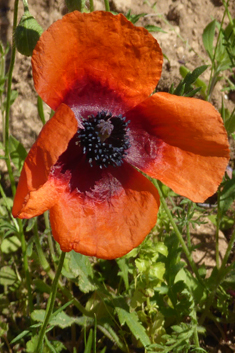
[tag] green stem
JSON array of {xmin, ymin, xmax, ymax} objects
[
  {"xmin": 34, "ymin": 221, "xmax": 52, "ymax": 274},
  {"xmin": 191, "ymin": 302, "xmax": 200, "ymax": 348},
  {"xmin": 36, "ymin": 251, "xmax": 66, "ymax": 353},
  {"xmin": 153, "ymin": 180, "xmax": 204, "ymax": 287},
  {"xmin": 19, "ymin": 219, "xmax": 33, "ymax": 313},
  {"xmin": 215, "ymin": 189, "xmax": 221, "ymax": 269},
  {"xmin": 89, "ymin": 0, "xmax": 94, "ymax": 12},
  {"xmin": 186, "ymin": 202, "xmax": 192, "ymax": 248},
  {"xmin": 222, "ymin": 0, "xmax": 233, "ymax": 25},
  {"xmin": 37, "ymin": 96, "xmax": 46, "ymax": 125},
  {"xmin": 44, "ymin": 211, "xmax": 56, "ymax": 260},
  {"xmin": 22, "ymin": 0, "xmax": 29, "ymax": 11},
  {"xmin": 0, "ymin": 183, "xmax": 18, "ymax": 229},
  {"xmin": 219, "ymin": 226, "xmax": 235, "ymax": 276},
  {"xmin": 4, "ymin": 0, "xmax": 19, "ymax": 197},
  {"xmin": 104, "ymin": 0, "xmax": 110, "ymax": 11}
]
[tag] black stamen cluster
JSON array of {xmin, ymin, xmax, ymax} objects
[{"xmin": 77, "ymin": 111, "xmax": 130, "ymax": 168}]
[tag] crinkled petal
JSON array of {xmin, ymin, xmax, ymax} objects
[
  {"xmin": 12, "ymin": 104, "xmax": 78, "ymax": 218},
  {"xmin": 49, "ymin": 163, "xmax": 160, "ymax": 259},
  {"xmin": 126, "ymin": 92, "xmax": 229, "ymax": 202},
  {"xmin": 32, "ymin": 11, "xmax": 162, "ymax": 114}
]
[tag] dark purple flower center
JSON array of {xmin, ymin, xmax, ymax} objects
[{"xmin": 78, "ymin": 111, "xmax": 130, "ymax": 168}]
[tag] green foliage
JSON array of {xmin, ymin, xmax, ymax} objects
[
  {"xmin": 171, "ymin": 65, "xmax": 208, "ymax": 97},
  {"xmin": 9, "ymin": 135, "xmax": 27, "ymax": 172},
  {"xmin": 202, "ymin": 14, "xmax": 235, "ymax": 100},
  {"xmin": 124, "ymin": 10, "xmax": 147, "ymax": 24}
]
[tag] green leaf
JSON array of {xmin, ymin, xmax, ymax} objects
[
  {"xmin": 33, "ymin": 279, "xmax": 51, "ymax": 294},
  {"xmin": 225, "ymin": 109, "xmax": 235, "ymax": 134},
  {"xmin": 0, "ymin": 266, "xmax": 17, "ymax": 286},
  {"xmin": 144, "ymin": 25, "xmax": 166, "ymax": 33},
  {"xmin": 149, "ymin": 262, "xmax": 165, "ymax": 280},
  {"xmin": 9, "ymin": 135, "xmax": 27, "ymax": 171},
  {"xmin": 67, "ymin": 251, "xmax": 96, "ymax": 293},
  {"xmin": 184, "ymin": 87, "xmax": 202, "ymax": 97},
  {"xmin": 45, "ymin": 338, "xmax": 66, "ymax": 353},
  {"xmin": 179, "ymin": 65, "xmax": 208, "ymax": 98},
  {"xmin": 2, "ymin": 90, "xmax": 18, "ymax": 110},
  {"xmin": 0, "ymin": 322, "xmax": 8, "ymax": 337},
  {"xmin": 220, "ymin": 177, "xmax": 235, "ymax": 216},
  {"xmin": 184, "ymin": 65, "xmax": 208, "ymax": 87},
  {"xmin": 10, "ymin": 329, "xmax": 30, "ymax": 344},
  {"xmin": 117, "ymin": 257, "xmax": 129, "ymax": 290},
  {"xmin": 202, "ymin": 20, "xmax": 216, "ymax": 60},
  {"xmin": 31, "ymin": 309, "xmax": 45, "ymax": 322},
  {"xmin": 115, "ymin": 299, "xmax": 150, "ymax": 347},
  {"xmin": 1, "ymin": 235, "xmax": 21, "ymax": 253},
  {"xmin": 26, "ymin": 236, "xmax": 34, "ymax": 257},
  {"xmin": 26, "ymin": 335, "xmax": 39, "ymax": 353},
  {"xmin": 155, "ymin": 242, "xmax": 168, "ymax": 257},
  {"xmin": 125, "ymin": 11, "xmax": 147, "ymax": 24},
  {"xmin": 84, "ymin": 329, "xmax": 93, "ymax": 353},
  {"xmin": 26, "ymin": 218, "xmax": 36, "ymax": 232},
  {"xmin": 50, "ymin": 311, "xmax": 77, "ymax": 329}
]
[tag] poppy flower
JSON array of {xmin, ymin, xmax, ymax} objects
[{"xmin": 12, "ymin": 11, "xmax": 229, "ymax": 259}]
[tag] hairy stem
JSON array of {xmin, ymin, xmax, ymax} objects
[
  {"xmin": 4, "ymin": 0, "xmax": 19, "ymax": 197},
  {"xmin": 36, "ymin": 251, "xmax": 66, "ymax": 353},
  {"xmin": 104, "ymin": 0, "xmax": 110, "ymax": 11},
  {"xmin": 89, "ymin": 0, "xmax": 94, "ymax": 12}
]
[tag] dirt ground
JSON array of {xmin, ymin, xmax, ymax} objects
[{"xmin": 0, "ymin": 0, "xmax": 235, "ymax": 150}]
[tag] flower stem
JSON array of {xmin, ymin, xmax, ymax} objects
[
  {"xmin": 37, "ymin": 96, "xmax": 46, "ymax": 125},
  {"xmin": 44, "ymin": 211, "xmax": 56, "ymax": 260},
  {"xmin": 215, "ymin": 188, "xmax": 222, "ymax": 269},
  {"xmin": 153, "ymin": 180, "xmax": 204, "ymax": 287},
  {"xmin": 104, "ymin": 0, "xmax": 110, "ymax": 11},
  {"xmin": 186, "ymin": 201, "xmax": 192, "ymax": 248},
  {"xmin": 4, "ymin": 0, "xmax": 19, "ymax": 197},
  {"xmin": 22, "ymin": 0, "xmax": 29, "ymax": 12},
  {"xmin": 19, "ymin": 220, "xmax": 33, "ymax": 313},
  {"xmin": 34, "ymin": 221, "xmax": 52, "ymax": 273},
  {"xmin": 36, "ymin": 251, "xmax": 66, "ymax": 353},
  {"xmin": 89, "ymin": 0, "xmax": 94, "ymax": 12}
]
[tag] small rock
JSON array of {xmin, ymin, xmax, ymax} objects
[{"xmin": 167, "ymin": 4, "xmax": 184, "ymax": 25}]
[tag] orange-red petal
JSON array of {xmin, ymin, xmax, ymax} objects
[
  {"xmin": 126, "ymin": 92, "xmax": 230, "ymax": 202},
  {"xmin": 32, "ymin": 11, "xmax": 162, "ymax": 113},
  {"xmin": 49, "ymin": 163, "xmax": 160, "ymax": 259},
  {"xmin": 12, "ymin": 104, "xmax": 78, "ymax": 218}
]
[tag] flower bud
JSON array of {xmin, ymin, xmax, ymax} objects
[{"xmin": 15, "ymin": 11, "xmax": 43, "ymax": 56}]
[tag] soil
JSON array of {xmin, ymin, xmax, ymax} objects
[
  {"xmin": 1, "ymin": 0, "xmax": 235, "ymax": 151},
  {"xmin": 1, "ymin": 0, "xmax": 235, "ymax": 352}
]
